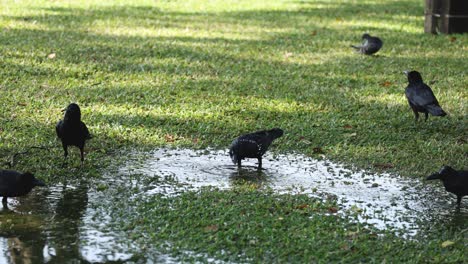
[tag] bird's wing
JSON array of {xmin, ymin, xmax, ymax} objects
[
  {"xmin": 80, "ymin": 121, "xmax": 92, "ymax": 139},
  {"xmin": 367, "ymin": 40, "xmax": 380, "ymax": 50},
  {"xmin": 56, "ymin": 120, "xmax": 63, "ymax": 139},
  {"xmin": 406, "ymin": 83, "xmax": 439, "ymax": 107},
  {"xmin": 0, "ymin": 173, "xmax": 18, "ymax": 194},
  {"xmin": 361, "ymin": 39, "xmax": 369, "ymax": 48}
]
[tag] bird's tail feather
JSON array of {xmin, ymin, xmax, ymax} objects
[
  {"xmin": 426, "ymin": 104, "xmax": 447, "ymax": 116},
  {"xmin": 350, "ymin": 45, "xmax": 361, "ymax": 50}
]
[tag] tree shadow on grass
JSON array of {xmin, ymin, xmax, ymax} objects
[{"xmin": 0, "ymin": 1, "xmax": 466, "ymax": 179}]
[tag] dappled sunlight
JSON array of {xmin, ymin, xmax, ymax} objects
[{"xmin": 332, "ymin": 18, "xmax": 421, "ymax": 34}]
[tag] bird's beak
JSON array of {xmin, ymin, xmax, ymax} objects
[
  {"xmin": 426, "ymin": 173, "xmax": 440, "ymax": 180},
  {"xmin": 403, "ymin": 70, "xmax": 409, "ymax": 76},
  {"xmin": 61, "ymin": 108, "xmax": 66, "ymax": 112},
  {"xmin": 33, "ymin": 178, "xmax": 46, "ymax": 187}
]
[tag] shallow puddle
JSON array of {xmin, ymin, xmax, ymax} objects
[
  {"xmin": 0, "ymin": 183, "xmax": 136, "ymax": 263},
  {"xmin": 121, "ymin": 148, "xmax": 467, "ymax": 236},
  {"xmin": 0, "ymin": 148, "xmax": 466, "ymax": 263}
]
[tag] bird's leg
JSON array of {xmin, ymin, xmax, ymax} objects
[
  {"xmin": 80, "ymin": 147, "xmax": 85, "ymax": 167},
  {"xmin": 424, "ymin": 112, "xmax": 429, "ymax": 122},
  {"xmin": 412, "ymin": 110, "xmax": 419, "ymax": 122},
  {"xmin": 257, "ymin": 157, "xmax": 262, "ymax": 171},
  {"xmin": 237, "ymin": 159, "xmax": 241, "ymax": 169},
  {"xmin": 61, "ymin": 144, "xmax": 68, "ymax": 167},
  {"xmin": 2, "ymin": 197, "xmax": 7, "ymax": 206},
  {"xmin": 457, "ymin": 196, "xmax": 462, "ymax": 206},
  {"xmin": 62, "ymin": 143, "xmax": 68, "ymax": 158}
]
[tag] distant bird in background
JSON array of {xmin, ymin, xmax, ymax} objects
[
  {"xmin": 229, "ymin": 128, "xmax": 284, "ymax": 170},
  {"xmin": 404, "ymin": 71, "xmax": 447, "ymax": 122},
  {"xmin": 426, "ymin": 166, "xmax": 468, "ymax": 206},
  {"xmin": 0, "ymin": 170, "xmax": 45, "ymax": 206},
  {"xmin": 56, "ymin": 103, "xmax": 92, "ymax": 165},
  {"xmin": 351, "ymin": 33, "xmax": 383, "ymax": 55}
]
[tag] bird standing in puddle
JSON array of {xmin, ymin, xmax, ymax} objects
[
  {"xmin": 0, "ymin": 169, "xmax": 46, "ymax": 208},
  {"xmin": 229, "ymin": 128, "xmax": 284, "ymax": 170},
  {"xmin": 426, "ymin": 166, "xmax": 468, "ymax": 206}
]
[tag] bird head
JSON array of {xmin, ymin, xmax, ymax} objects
[
  {"xmin": 426, "ymin": 166, "xmax": 457, "ymax": 181},
  {"xmin": 269, "ymin": 128, "xmax": 284, "ymax": 139},
  {"xmin": 22, "ymin": 172, "xmax": 46, "ymax": 187},
  {"xmin": 404, "ymin": 70, "xmax": 423, "ymax": 84},
  {"xmin": 63, "ymin": 103, "xmax": 82, "ymax": 121},
  {"xmin": 362, "ymin": 33, "xmax": 371, "ymax": 39}
]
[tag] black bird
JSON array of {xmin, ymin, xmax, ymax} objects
[
  {"xmin": 0, "ymin": 170, "xmax": 45, "ymax": 206},
  {"xmin": 229, "ymin": 128, "xmax": 284, "ymax": 170},
  {"xmin": 351, "ymin": 33, "xmax": 383, "ymax": 55},
  {"xmin": 56, "ymin": 103, "xmax": 92, "ymax": 165},
  {"xmin": 426, "ymin": 166, "xmax": 468, "ymax": 206},
  {"xmin": 404, "ymin": 71, "xmax": 447, "ymax": 122}
]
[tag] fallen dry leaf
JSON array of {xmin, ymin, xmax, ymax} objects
[
  {"xmin": 164, "ymin": 134, "xmax": 176, "ymax": 142},
  {"xmin": 380, "ymin": 81, "xmax": 392, "ymax": 87},
  {"xmin": 343, "ymin": 124, "xmax": 353, "ymax": 129},
  {"xmin": 350, "ymin": 205, "xmax": 363, "ymax": 214},
  {"xmin": 441, "ymin": 240, "xmax": 455, "ymax": 248},
  {"xmin": 450, "ymin": 37, "xmax": 456, "ymax": 42},
  {"xmin": 296, "ymin": 204, "xmax": 309, "ymax": 210},
  {"xmin": 17, "ymin": 102, "xmax": 27, "ymax": 106},
  {"xmin": 204, "ymin": 225, "xmax": 219, "ymax": 232},
  {"xmin": 328, "ymin": 207, "xmax": 338, "ymax": 213},
  {"xmin": 311, "ymin": 30, "xmax": 317, "ymax": 36},
  {"xmin": 312, "ymin": 147, "xmax": 325, "ymax": 154},
  {"xmin": 47, "ymin": 53, "xmax": 56, "ymax": 59}
]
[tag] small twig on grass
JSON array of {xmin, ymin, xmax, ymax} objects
[{"xmin": 3, "ymin": 145, "xmax": 57, "ymax": 168}]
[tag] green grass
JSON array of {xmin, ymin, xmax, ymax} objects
[
  {"xmin": 0, "ymin": 0, "xmax": 467, "ymax": 262},
  {"xmin": 125, "ymin": 187, "xmax": 466, "ymax": 263},
  {"xmin": 0, "ymin": 0, "xmax": 466, "ymax": 177}
]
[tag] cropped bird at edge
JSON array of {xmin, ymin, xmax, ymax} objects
[
  {"xmin": 426, "ymin": 166, "xmax": 468, "ymax": 206},
  {"xmin": 56, "ymin": 103, "xmax": 92, "ymax": 165},
  {"xmin": 351, "ymin": 33, "xmax": 383, "ymax": 55},
  {"xmin": 0, "ymin": 169, "xmax": 45, "ymax": 207},
  {"xmin": 404, "ymin": 70, "xmax": 447, "ymax": 122},
  {"xmin": 229, "ymin": 128, "xmax": 284, "ymax": 170}
]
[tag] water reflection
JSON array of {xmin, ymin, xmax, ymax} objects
[
  {"xmin": 0, "ymin": 181, "xmax": 133, "ymax": 263},
  {"xmin": 120, "ymin": 148, "xmax": 468, "ymax": 236},
  {"xmin": 0, "ymin": 148, "xmax": 466, "ymax": 263}
]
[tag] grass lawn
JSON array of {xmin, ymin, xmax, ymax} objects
[{"xmin": 0, "ymin": 0, "xmax": 467, "ymax": 262}]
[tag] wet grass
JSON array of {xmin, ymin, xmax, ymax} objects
[
  {"xmin": 126, "ymin": 187, "xmax": 467, "ymax": 263},
  {"xmin": 0, "ymin": 0, "xmax": 467, "ymax": 262}
]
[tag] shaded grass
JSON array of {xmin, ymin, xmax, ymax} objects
[
  {"xmin": 0, "ymin": 0, "xmax": 466, "ymax": 178},
  {"xmin": 0, "ymin": 0, "xmax": 467, "ymax": 261}
]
